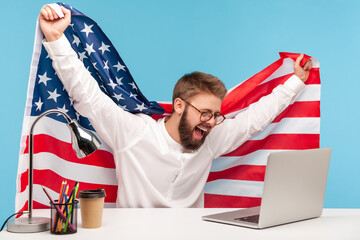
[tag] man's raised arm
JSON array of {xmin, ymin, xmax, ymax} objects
[
  {"xmin": 208, "ymin": 54, "xmax": 312, "ymax": 157},
  {"xmin": 38, "ymin": 5, "xmax": 146, "ymax": 151}
]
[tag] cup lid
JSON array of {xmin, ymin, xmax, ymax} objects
[{"xmin": 79, "ymin": 189, "xmax": 106, "ymax": 199}]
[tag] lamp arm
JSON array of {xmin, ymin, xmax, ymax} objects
[
  {"xmin": 28, "ymin": 110, "xmax": 72, "ymax": 219},
  {"xmin": 30, "ymin": 110, "xmax": 72, "ymax": 135}
]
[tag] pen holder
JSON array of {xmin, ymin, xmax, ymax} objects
[{"xmin": 50, "ymin": 200, "xmax": 78, "ymax": 234}]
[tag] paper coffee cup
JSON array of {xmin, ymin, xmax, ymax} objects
[{"xmin": 79, "ymin": 189, "xmax": 106, "ymax": 229}]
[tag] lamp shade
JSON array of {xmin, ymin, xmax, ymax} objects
[{"xmin": 68, "ymin": 120, "xmax": 101, "ymax": 158}]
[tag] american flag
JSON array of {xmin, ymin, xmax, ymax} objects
[{"xmin": 15, "ymin": 3, "xmax": 320, "ymax": 213}]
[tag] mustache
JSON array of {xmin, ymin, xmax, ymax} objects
[{"xmin": 196, "ymin": 123, "xmax": 211, "ymax": 131}]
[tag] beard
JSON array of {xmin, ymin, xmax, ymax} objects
[{"xmin": 178, "ymin": 106, "xmax": 210, "ymax": 151}]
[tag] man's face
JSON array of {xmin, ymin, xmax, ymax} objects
[{"xmin": 178, "ymin": 93, "xmax": 222, "ymax": 150}]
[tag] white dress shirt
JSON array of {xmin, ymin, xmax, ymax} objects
[{"xmin": 43, "ymin": 35, "xmax": 305, "ymax": 208}]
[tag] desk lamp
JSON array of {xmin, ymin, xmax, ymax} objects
[{"xmin": 7, "ymin": 109, "xmax": 101, "ymax": 233}]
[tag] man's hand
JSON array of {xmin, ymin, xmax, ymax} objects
[
  {"xmin": 39, "ymin": 5, "xmax": 71, "ymax": 42},
  {"xmin": 294, "ymin": 54, "xmax": 312, "ymax": 83}
]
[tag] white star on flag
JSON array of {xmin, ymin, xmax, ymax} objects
[
  {"xmin": 84, "ymin": 43, "xmax": 96, "ymax": 56},
  {"xmin": 79, "ymin": 51, "xmax": 88, "ymax": 62},
  {"xmin": 108, "ymin": 79, "xmax": 117, "ymax": 89},
  {"xmin": 47, "ymin": 89, "xmax": 61, "ymax": 103},
  {"xmin": 57, "ymin": 105, "xmax": 69, "ymax": 116},
  {"xmin": 98, "ymin": 42, "xmax": 111, "ymax": 54},
  {"xmin": 72, "ymin": 34, "xmax": 80, "ymax": 46},
  {"xmin": 116, "ymin": 77, "xmax": 123, "ymax": 85},
  {"xmin": 38, "ymin": 72, "xmax": 52, "ymax": 86},
  {"xmin": 91, "ymin": 61, "xmax": 98, "ymax": 70},
  {"xmin": 34, "ymin": 98, "xmax": 43, "ymax": 111},
  {"xmin": 129, "ymin": 82, "xmax": 138, "ymax": 90},
  {"xmin": 69, "ymin": 23, "xmax": 75, "ymax": 31},
  {"xmin": 81, "ymin": 23, "xmax": 94, "ymax": 37},
  {"xmin": 120, "ymin": 105, "xmax": 128, "ymax": 111},
  {"xmin": 113, "ymin": 93, "xmax": 124, "ymax": 101},
  {"xmin": 113, "ymin": 61, "xmax": 126, "ymax": 72},
  {"xmin": 75, "ymin": 112, "xmax": 80, "ymax": 121},
  {"xmin": 103, "ymin": 60, "xmax": 110, "ymax": 71},
  {"xmin": 100, "ymin": 84, "xmax": 106, "ymax": 92},
  {"xmin": 135, "ymin": 103, "xmax": 147, "ymax": 112},
  {"xmin": 129, "ymin": 92, "xmax": 138, "ymax": 99}
]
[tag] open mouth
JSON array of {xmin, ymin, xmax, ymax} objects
[{"xmin": 194, "ymin": 125, "xmax": 210, "ymax": 139}]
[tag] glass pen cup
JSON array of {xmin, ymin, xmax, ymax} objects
[{"xmin": 50, "ymin": 199, "xmax": 79, "ymax": 234}]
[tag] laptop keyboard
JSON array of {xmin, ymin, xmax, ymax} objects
[{"xmin": 234, "ymin": 215, "xmax": 260, "ymax": 223}]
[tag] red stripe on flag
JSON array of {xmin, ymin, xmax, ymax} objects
[
  {"xmin": 225, "ymin": 58, "xmax": 284, "ymax": 102},
  {"xmin": 224, "ymin": 134, "xmax": 320, "ymax": 157},
  {"xmin": 272, "ymin": 101, "xmax": 320, "ymax": 122},
  {"xmin": 303, "ymin": 68, "xmax": 320, "ymax": 85},
  {"xmin": 19, "ymin": 169, "xmax": 117, "ymax": 203},
  {"xmin": 222, "ymin": 67, "xmax": 287, "ymax": 114},
  {"xmin": 152, "ymin": 103, "xmax": 172, "ymax": 120},
  {"xmin": 279, "ymin": 52, "xmax": 311, "ymax": 67},
  {"xmin": 204, "ymin": 194, "xmax": 262, "ymax": 208},
  {"xmin": 20, "ymin": 170, "xmax": 28, "ymax": 192},
  {"xmin": 152, "ymin": 68, "xmax": 320, "ymax": 120},
  {"xmin": 207, "ymin": 165, "xmax": 266, "ymax": 182},
  {"xmin": 151, "ymin": 114, "xmax": 167, "ymax": 121},
  {"xmin": 152, "ymin": 101, "xmax": 320, "ymax": 123},
  {"xmin": 16, "ymin": 203, "xmax": 28, "ymax": 218},
  {"xmin": 23, "ymin": 134, "xmax": 115, "ymax": 168},
  {"xmin": 33, "ymin": 201, "xmax": 49, "ymax": 209},
  {"xmin": 222, "ymin": 70, "xmax": 320, "ymax": 115},
  {"xmin": 158, "ymin": 102, "xmax": 173, "ymax": 114}
]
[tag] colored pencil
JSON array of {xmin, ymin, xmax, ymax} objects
[
  {"xmin": 63, "ymin": 182, "xmax": 79, "ymax": 232},
  {"xmin": 57, "ymin": 184, "xmax": 69, "ymax": 232},
  {"xmin": 52, "ymin": 181, "xmax": 65, "ymax": 231},
  {"xmin": 54, "ymin": 181, "xmax": 67, "ymax": 232},
  {"xmin": 41, "ymin": 185, "xmax": 76, "ymax": 232}
]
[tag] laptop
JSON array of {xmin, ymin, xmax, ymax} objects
[{"xmin": 202, "ymin": 148, "xmax": 331, "ymax": 229}]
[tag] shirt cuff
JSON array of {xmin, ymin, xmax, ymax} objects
[
  {"xmin": 284, "ymin": 75, "xmax": 306, "ymax": 94},
  {"xmin": 42, "ymin": 34, "xmax": 72, "ymax": 57}
]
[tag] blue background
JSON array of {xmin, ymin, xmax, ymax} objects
[{"xmin": 1, "ymin": 0, "xmax": 359, "ymax": 222}]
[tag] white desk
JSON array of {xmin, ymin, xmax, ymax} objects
[{"xmin": 1, "ymin": 208, "xmax": 359, "ymax": 240}]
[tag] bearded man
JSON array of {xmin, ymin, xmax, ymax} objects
[{"xmin": 39, "ymin": 5, "xmax": 312, "ymax": 207}]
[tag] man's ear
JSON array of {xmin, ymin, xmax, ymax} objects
[{"xmin": 173, "ymin": 98, "xmax": 185, "ymax": 116}]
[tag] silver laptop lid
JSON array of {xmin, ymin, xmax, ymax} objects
[{"xmin": 258, "ymin": 148, "xmax": 331, "ymax": 228}]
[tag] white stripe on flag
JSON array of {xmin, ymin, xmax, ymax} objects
[
  {"xmin": 260, "ymin": 57, "xmax": 320, "ymax": 86},
  {"xmin": 249, "ymin": 118, "xmax": 320, "ymax": 140},
  {"xmin": 259, "ymin": 58, "xmax": 294, "ymax": 85},
  {"xmin": 296, "ymin": 84, "xmax": 321, "ymax": 102},
  {"xmin": 227, "ymin": 57, "xmax": 319, "ymax": 94},
  {"xmin": 21, "ymin": 116, "xmax": 113, "ymax": 152},
  {"xmin": 18, "ymin": 152, "xmax": 117, "ymax": 185},
  {"xmin": 211, "ymin": 149, "xmax": 291, "ymax": 172},
  {"xmin": 204, "ymin": 179, "xmax": 264, "ymax": 198},
  {"xmin": 225, "ymin": 85, "xmax": 320, "ymax": 119}
]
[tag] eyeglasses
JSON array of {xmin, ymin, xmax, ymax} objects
[{"xmin": 183, "ymin": 100, "xmax": 226, "ymax": 125}]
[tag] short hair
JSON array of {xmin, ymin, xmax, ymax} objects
[{"xmin": 172, "ymin": 72, "xmax": 227, "ymax": 107}]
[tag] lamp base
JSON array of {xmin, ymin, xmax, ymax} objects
[{"xmin": 7, "ymin": 216, "xmax": 50, "ymax": 233}]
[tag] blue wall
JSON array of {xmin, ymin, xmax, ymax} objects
[{"xmin": 1, "ymin": 0, "xmax": 359, "ymax": 222}]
